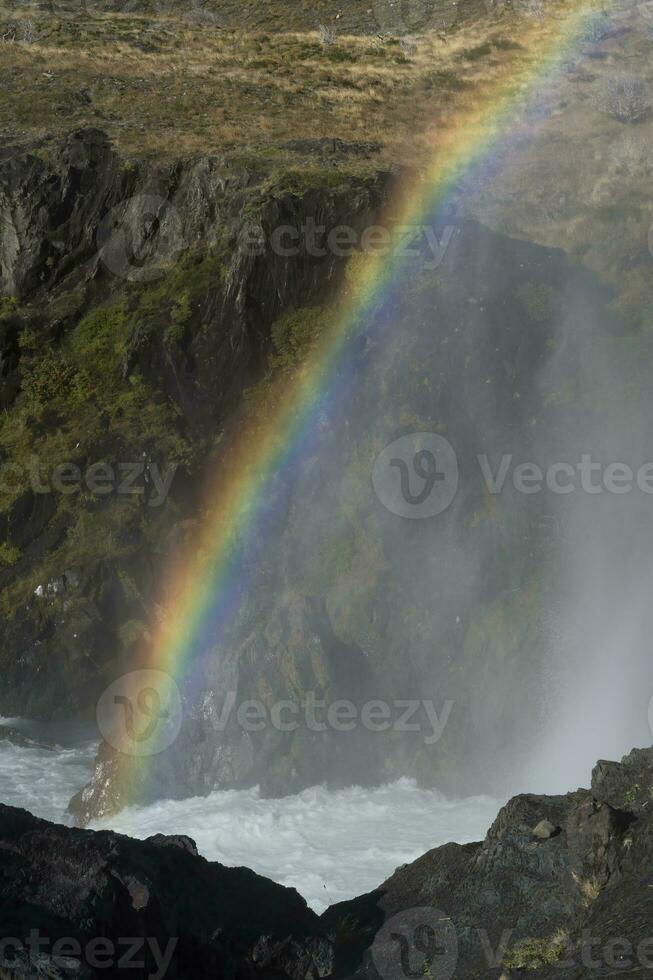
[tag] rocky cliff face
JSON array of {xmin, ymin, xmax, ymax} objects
[
  {"xmin": 0, "ymin": 128, "xmax": 391, "ymax": 719},
  {"xmin": 323, "ymin": 745, "xmax": 653, "ymax": 979}
]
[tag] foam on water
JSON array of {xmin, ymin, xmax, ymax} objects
[
  {"xmin": 0, "ymin": 722, "xmax": 96, "ymax": 825},
  {"xmin": 0, "ymin": 719, "xmax": 500, "ymax": 912},
  {"xmin": 93, "ymin": 780, "xmax": 500, "ymax": 912}
]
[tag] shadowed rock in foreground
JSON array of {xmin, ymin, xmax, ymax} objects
[
  {"xmin": 0, "ymin": 806, "xmax": 332, "ymax": 979},
  {"xmin": 322, "ymin": 746, "xmax": 653, "ymax": 979},
  {"xmin": 1, "ymin": 747, "xmax": 652, "ymax": 978}
]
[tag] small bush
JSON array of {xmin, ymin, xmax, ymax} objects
[
  {"xmin": 503, "ymin": 932, "xmax": 569, "ymax": 971},
  {"xmin": 596, "ymin": 76, "xmax": 649, "ymax": 122},
  {"xmin": 399, "ymin": 37, "xmax": 417, "ymax": 57},
  {"xmin": 0, "ymin": 18, "xmax": 37, "ymax": 43},
  {"xmin": 317, "ymin": 24, "xmax": 336, "ymax": 46},
  {"xmin": 325, "ymin": 46, "xmax": 358, "ymax": 63},
  {"xmin": 0, "ymin": 543, "xmax": 21, "ymax": 567},
  {"xmin": 519, "ymin": 0, "xmax": 545, "ymax": 20}
]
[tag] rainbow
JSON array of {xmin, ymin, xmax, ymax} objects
[{"xmin": 119, "ymin": 0, "xmax": 607, "ymax": 803}]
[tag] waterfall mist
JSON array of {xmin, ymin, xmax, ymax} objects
[
  {"xmin": 255, "ymin": 215, "xmax": 653, "ymax": 799},
  {"xmin": 524, "ymin": 286, "xmax": 653, "ymax": 792}
]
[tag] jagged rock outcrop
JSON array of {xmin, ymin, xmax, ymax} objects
[
  {"xmin": 0, "ymin": 803, "xmax": 332, "ymax": 980},
  {"xmin": 3, "ymin": 748, "xmax": 652, "ymax": 979},
  {"xmin": 322, "ymin": 746, "xmax": 653, "ymax": 979}
]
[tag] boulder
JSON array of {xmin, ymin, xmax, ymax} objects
[{"xmin": 0, "ymin": 804, "xmax": 332, "ymax": 980}]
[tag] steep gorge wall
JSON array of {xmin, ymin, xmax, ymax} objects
[{"xmin": 0, "ymin": 128, "xmax": 392, "ymax": 718}]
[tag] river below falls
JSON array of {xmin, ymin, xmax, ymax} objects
[{"xmin": 0, "ymin": 717, "xmax": 501, "ymax": 912}]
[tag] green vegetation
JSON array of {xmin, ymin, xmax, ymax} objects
[
  {"xmin": 503, "ymin": 932, "xmax": 569, "ymax": 971},
  {"xmin": 0, "ymin": 543, "xmax": 21, "ymax": 567},
  {"xmin": 0, "ymin": 245, "xmax": 231, "ymax": 619},
  {"xmin": 0, "ymin": 296, "xmax": 17, "ymax": 322},
  {"xmin": 269, "ymin": 305, "xmax": 336, "ymax": 373},
  {"xmin": 514, "ymin": 282, "xmax": 559, "ymax": 322}
]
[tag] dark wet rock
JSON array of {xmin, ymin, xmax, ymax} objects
[
  {"xmin": 591, "ymin": 745, "xmax": 653, "ymax": 816},
  {"xmin": 322, "ymin": 746, "xmax": 653, "ymax": 979},
  {"xmin": 146, "ymin": 832, "xmax": 199, "ymax": 856},
  {"xmin": 0, "ymin": 803, "xmax": 332, "ymax": 979},
  {"xmin": 0, "ymin": 725, "xmax": 57, "ymax": 751}
]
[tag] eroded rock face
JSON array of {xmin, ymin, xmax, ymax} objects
[
  {"xmin": 0, "ymin": 803, "xmax": 332, "ymax": 980},
  {"xmin": 322, "ymin": 746, "xmax": 653, "ymax": 979},
  {"xmin": 0, "ymin": 129, "xmax": 391, "ymax": 720}
]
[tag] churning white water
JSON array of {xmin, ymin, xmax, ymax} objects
[
  {"xmin": 0, "ymin": 718, "xmax": 499, "ymax": 913},
  {"xmin": 0, "ymin": 717, "xmax": 97, "ymax": 824},
  {"xmin": 93, "ymin": 781, "xmax": 500, "ymax": 912}
]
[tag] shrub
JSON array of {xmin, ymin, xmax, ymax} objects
[
  {"xmin": 399, "ymin": 37, "xmax": 417, "ymax": 57},
  {"xmin": 519, "ymin": 0, "xmax": 545, "ymax": 20},
  {"xmin": 597, "ymin": 76, "xmax": 650, "ymax": 122},
  {"xmin": 0, "ymin": 543, "xmax": 21, "ymax": 567},
  {"xmin": 503, "ymin": 932, "xmax": 569, "ymax": 971},
  {"xmin": 0, "ymin": 18, "xmax": 37, "ymax": 43},
  {"xmin": 0, "ymin": 296, "xmax": 16, "ymax": 323},
  {"xmin": 317, "ymin": 24, "xmax": 336, "ymax": 46}
]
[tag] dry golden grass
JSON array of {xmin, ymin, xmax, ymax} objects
[
  {"xmin": 572, "ymin": 871, "xmax": 602, "ymax": 906},
  {"xmin": 0, "ymin": 1, "xmax": 538, "ymax": 166}
]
